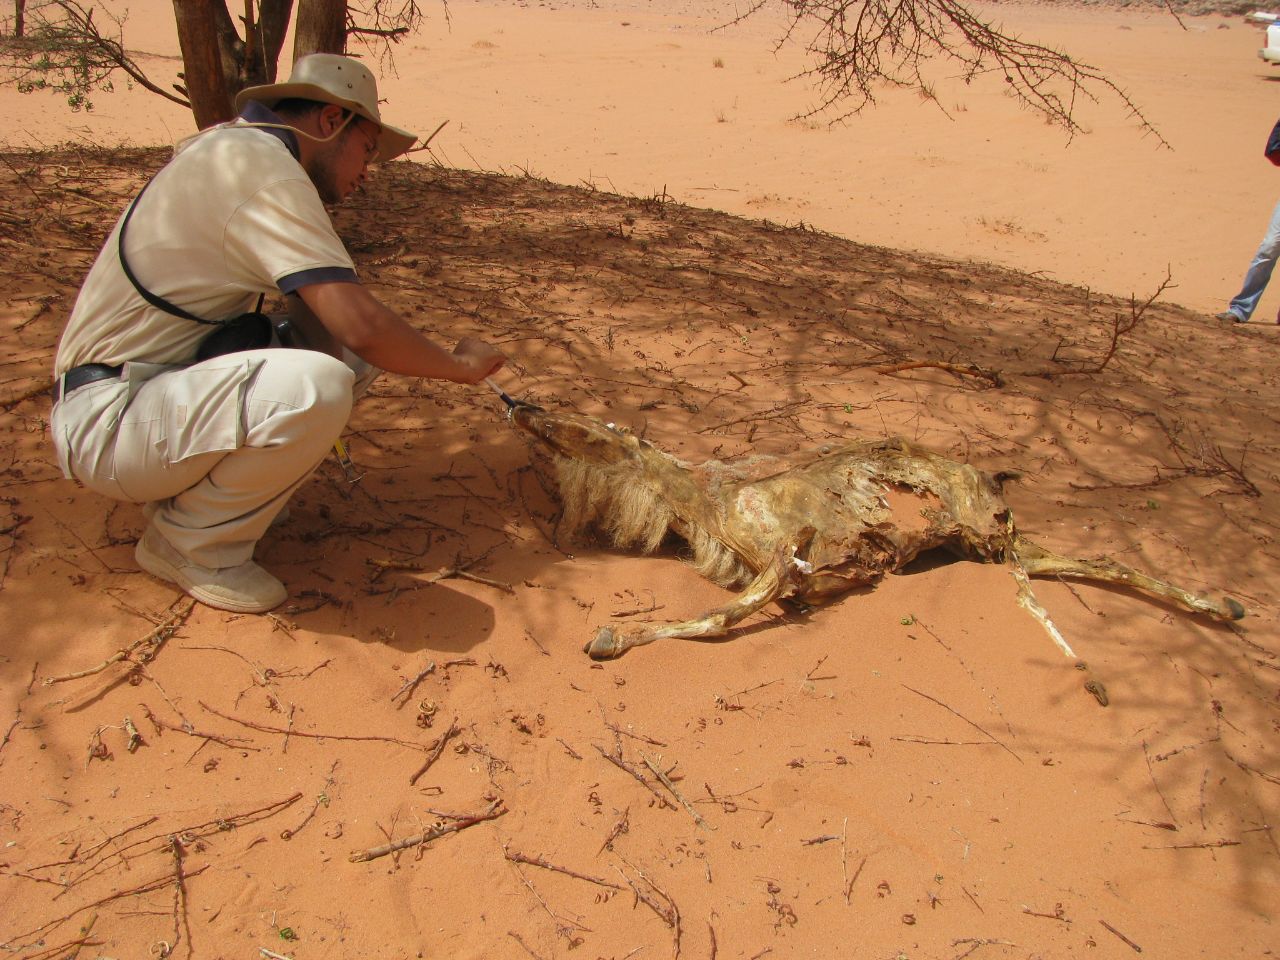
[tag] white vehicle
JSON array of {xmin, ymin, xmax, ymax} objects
[{"xmin": 1247, "ymin": 11, "xmax": 1280, "ymax": 64}]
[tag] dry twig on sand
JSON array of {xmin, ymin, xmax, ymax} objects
[
  {"xmin": 392, "ymin": 659, "xmax": 437, "ymax": 704},
  {"xmin": 199, "ymin": 700, "xmax": 427, "ymax": 752},
  {"xmin": 873, "ymin": 360, "xmax": 1002, "ymax": 388},
  {"xmin": 616, "ymin": 857, "xmax": 682, "ymax": 958},
  {"xmin": 901, "ymin": 683, "xmax": 1021, "ymax": 763},
  {"xmin": 504, "ymin": 848, "xmax": 624, "ymax": 890},
  {"xmin": 408, "ymin": 718, "xmax": 460, "ymax": 786},
  {"xmin": 348, "ymin": 799, "xmax": 506, "ymax": 862},
  {"xmin": 593, "ymin": 743, "xmax": 677, "ymax": 810},
  {"xmin": 642, "ymin": 754, "xmax": 712, "ymax": 830},
  {"xmin": 7, "ymin": 865, "xmax": 210, "ymax": 948},
  {"xmin": 43, "ymin": 598, "xmax": 195, "ymax": 685},
  {"xmin": 367, "ymin": 557, "xmax": 514, "ymax": 592}
]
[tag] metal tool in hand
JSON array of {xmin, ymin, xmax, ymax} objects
[{"xmin": 484, "ymin": 377, "xmax": 519, "ymax": 410}]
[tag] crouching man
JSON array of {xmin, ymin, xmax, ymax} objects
[{"xmin": 50, "ymin": 54, "xmax": 505, "ymax": 614}]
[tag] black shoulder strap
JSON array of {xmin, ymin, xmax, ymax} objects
[{"xmin": 118, "ymin": 178, "xmax": 263, "ymax": 326}]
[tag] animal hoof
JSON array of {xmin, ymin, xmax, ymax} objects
[
  {"xmin": 1083, "ymin": 678, "xmax": 1109, "ymax": 707},
  {"xmin": 585, "ymin": 626, "xmax": 622, "ymax": 660},
  {"xmin": 1224, "ymin": 597, "xmax": 1246, "ymax": 620}
]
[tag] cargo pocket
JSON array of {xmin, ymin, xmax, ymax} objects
[
  {"xmin": 151, "ymin": 357, "xmax": 265, "ymax": 463},
  {"xmin": 51, "ymin": 379, "xmax": 130, "ymax": 495},
  {"xmin": 110, "ymin": 357, "xmax": 265, "ymax": 502}
]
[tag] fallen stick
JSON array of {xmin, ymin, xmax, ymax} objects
[
  {"xmin": 952, "ymin": 938, "xmax": 1018, "ymax": 960},
  {"xmin": 1141, "ymin": 740, "xmax": 1178, "ymax": 825},
  {"xmin": 281, "ymin": 762, "xmax": 339, "ymax": 841},
  {"xmin": 68, "ymin": 794, "xmax": 301, "ymax": 885},
  {"xmin": 8, "ymin": 865, "xmax": 210, "ymax": 946},
  {"xmin": 598, "ymin": 806, "xmax": 631, "ymax": 855},
  {"xmin": 901, "ymin": 684, "xmax": 1021, "ymax": 763},
  {"xmin": 43, "ymin": 598, "xmax": 195, "ymax": 685},
  {"xmin": 408, "ymin": 719, "xmax": 460, "ymax": 786},
  {"xmin": 1142, "ymin": 838, "xmax": 1241, "ymax": 850},
  {"xmin": 606, "ymin": 719, "xmax": 666, "ymax": 747},
  {"xmin": 168, "ymin": 836, "xmax": 190, "ymax": 959},
  {"xmin": 846, "ymin": 854, "xmax": 867, "ymax": 905},
  {"xmin": 504, "ymin": 849, "xmax": 624, "ymax": 890},
  {"xmin": 891, "ymin": 735, "xmax": 999, "ymax": 747},
  {"xmin": 14, "ymin": 931, "xmax": 102, "ymax": 960},
  {"xmin": 367, "ymin": 558, "xmax": 514, "ymax": 593},
  {"xmin": 616, "ymin": 858, "xmax": 682, "ymax": 958},
  {"xmin": 200, "ymin": 701, "xmax": 427, "ymax": 751},
  {"xmin": 507, "ymin": 930, "xmax": 548, "ymax": 960},
  {"xmin": 872, "ymin": 360, "xmax": 1003, "ymax": 388},
  {"xmin": 28, "ymin": 819, "xmax": 157, "ymax": 873},
  {"xmin": 142, "ymin": 704, "xmax": 258, "ymax": 750},
  {"xmin": 643, "ymin": 755, "xmax": 712, "ymax": 830},
  {"xmin": 391, "ymin": 659, "xmax": 436, "ymax": 703},
  {"xmin": 506, "ymin": 857, "xmax": 594, "ymax": 938},
  {"xmin": 593, "ymin": 744, "xmax": 676, "ymax": 810},
  {"xmin": 349, "ymin": 800, "xmax": 506, "ymax": 862},
  {"xmin": 1099, "ymin": 919, "xmax": 1142, "ymax": 953},
  {"xmin": 0, "ymin": 662, "xmax": 38, "ymax": 760}
]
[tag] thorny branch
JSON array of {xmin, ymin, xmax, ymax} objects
[
  {"xmin": 1, "ymin": 0, "xmax": 189, "ymax": 109},
  {"xmin": 408, "ymin": 717, "xmax": 460, "ymax": 786},
  {"xmin": 873, "ymin": 359, "xmax": 1002, "ymax": 388},
  {"xmin": 503, "ymin": 848, "xmax": 625, "ymax": 890},
  {"xmin": 7, "ymin": 865, "xmax": 210, "ymax": 947},
  {"xmin": 43, "ymin": 598, "xmax": 195, "ymax": 685},
  {"xmin": 60, "ymin": 793, "xmax": 302, "ymax": 887},
  {"xmin": 348, "ymin": 799, "xmax": 506, "ymax": 862},
  {"xmin": 616, "ymin": 857, "xmax": 683, "ymax": 958},
  {"xmin": 594, "ymin": 742, "xmax": 678, "ymax": 810},
  {"xmin": 725, "ymin": 0, "xmax": 1167, "ymax": 145},
  {"xmin": 1046, "ymin": 268, "xmax": 1175, "ymax": 374},
  {"xmin": 199, "ymin": 700, "xmax": 429, "ymax": 752}
]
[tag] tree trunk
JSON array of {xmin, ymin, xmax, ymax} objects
[
  {"xmin": 258, "ymin": 0, "xmax": 295, "ymax": 82},
  {"xmin": 15, "ymin": 0, "xmax": 25, "ymax": 37},
  {"xmin": 293, "ymin": 0, "xmax": 347, "ymax": 60},
  {"xmin": 211, "ymin": 2, "xmax": 246, "ymax": 90},
  {"xmin": 172, "ymin": 0, "xmax": 234, "ymax": 129}
]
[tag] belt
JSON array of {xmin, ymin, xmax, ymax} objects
[{"xmin": 53, "ymin": 363, "xmax": 124, "ymax": 403}]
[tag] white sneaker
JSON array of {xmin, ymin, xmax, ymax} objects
[{"xmin": 135, "ymin": 527, "xmax": 286, "ymax": 614}]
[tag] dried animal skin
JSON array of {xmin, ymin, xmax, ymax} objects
[{"xmin": 510, "ymin": 405, "xmax": 1244, "ymax": 659}]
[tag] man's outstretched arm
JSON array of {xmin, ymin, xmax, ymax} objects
[{"xmin": 297, "ymin": 280, "xmax": 505, "ymax": 383}]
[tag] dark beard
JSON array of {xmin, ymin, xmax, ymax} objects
[
  {"xmin": 309, "ymin": 147, "xmax": 345, "ymax": 206},
  {"xmin": 308, "ymin": 139, "xmax": 346, "ymax": 205}
]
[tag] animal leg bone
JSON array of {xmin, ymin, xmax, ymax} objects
[
  {"xmin": 584, "ymin": 540, "xmax": 808, "ymax": 660},
  {"xmin": 1011, "ymin": 535, "xmax": 1245, "ymax": 623},
  {"xmin": 1008, "ymin": 563, "xmax": 1077, "ymax": 659}
]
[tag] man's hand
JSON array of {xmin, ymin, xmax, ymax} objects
[{"xmin": 451, "ymin": 337, "xmax": 506, "ymax": 384}]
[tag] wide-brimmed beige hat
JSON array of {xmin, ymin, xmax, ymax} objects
[{"xmin": 235, "ymin": 53, "xmax": 417, "ymax": 162}]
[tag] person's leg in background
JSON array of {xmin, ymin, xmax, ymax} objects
[{"xmin": 1221, "ymin": 199, "xmax": 1280, "ymax": 322}]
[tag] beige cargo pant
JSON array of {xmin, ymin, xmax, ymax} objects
[{"xmin": 52, "ymin": 347, "xmax": 377, "ymax": 569}]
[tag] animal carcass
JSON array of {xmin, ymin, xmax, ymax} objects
[{"xmin": 508, "ymin": 403, "xmax": 1244, "ymax": 660}]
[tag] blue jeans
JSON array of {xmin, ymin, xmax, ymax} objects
[{"xmin": 1228, "ymin": 199, "xmax": 1280, "ymax": 320}]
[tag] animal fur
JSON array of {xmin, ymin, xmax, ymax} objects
[{"xmin": 511, "ymin": 402, "xmax": 1244, "ymax": 660}]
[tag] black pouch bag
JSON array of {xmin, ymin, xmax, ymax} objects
[
  {"xmin": 119, "ymin": 179, "xmax": 274, "ymax": 361},
  {"xmin": 193, "ymin": 310, "xmax": 273, "ymax": 361}
]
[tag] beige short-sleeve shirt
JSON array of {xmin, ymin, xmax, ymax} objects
[{"xmin": 55, "ymin": 119, "xmax": 357, "ymax": 375}]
